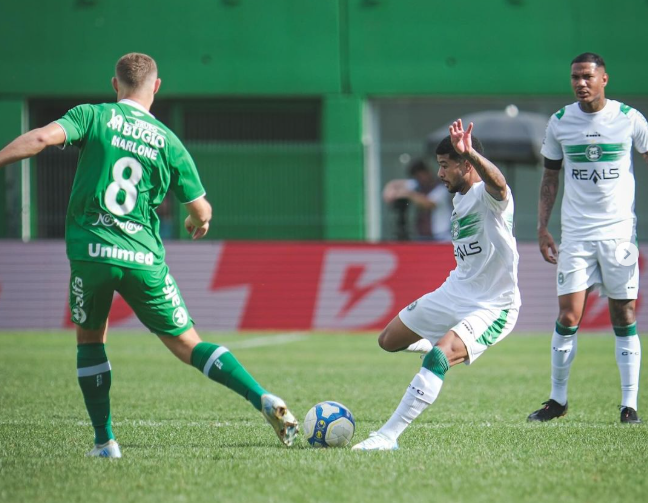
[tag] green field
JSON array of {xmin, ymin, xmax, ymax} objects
[{"xmin": 1, "ymin": 331, "xmax": 646, "ymax": 503}]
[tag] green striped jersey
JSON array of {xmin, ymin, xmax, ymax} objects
[
  {"xmin": 541, "ymin": 99, "xmax": 648, "ymax": 240},
  {"xmin": 444, "ymin": 181, "xmax": 520, "ymax": 310}
]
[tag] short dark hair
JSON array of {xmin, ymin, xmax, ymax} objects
[
  {"xmin": 435, "ymin": 135, "xmax": 484, "ymax": 162},
  {"xmin": 407, "ymin": 158, "xmax": 429, "ymax": 177},
  {"xmin": 571, "ymin": 52, "xmax": 606, "ymax": 69}
]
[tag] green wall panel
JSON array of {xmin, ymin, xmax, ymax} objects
[
  {"xmin": 2, "ymin": 1, "xmax": 647, "ymax": 97},
  {"xmin": 0, "ymin": 1, "xmax": 341, "ymax": 96},
  {"xmin": 0, "ymin": 99, "xmax": 25, "ymax": 238},
  {"xmin": 347, "ymin": 0, "xmax": 648, "ymax": 95},
  {"xmin": 188, "ymin": 143, "xmax": 323, "ymax": 240},
  {"xmin": 322, "ymin": 95, "xmax": 364, "ymax": 239}
]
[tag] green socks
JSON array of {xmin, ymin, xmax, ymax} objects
[
  {"xmin": 422, "ymin": 346, "xmax": 450, "ymax": 380},
  {"xmin": 77, "ymin": 343, "xmax": 114, "ymax": 445},
  {"xmin": 191, "ymin": 342, "xmax": 267, "ymax": 411}
]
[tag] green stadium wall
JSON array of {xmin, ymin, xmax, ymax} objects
[{"xmin": 1, "ymin": 0, "xmax": 647, "ymax": 240}]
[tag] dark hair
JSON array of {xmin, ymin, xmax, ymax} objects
[
  {"xmin": 406, "ymin": 158, "xmax": 429, "ymax": 177},
  {"xmin": 435, "ymin": 135, "xmax": 484, "ymax": 161},
  {"xmin": 571, "ymin": 52, "xmax": 606, "ymax": 69}
]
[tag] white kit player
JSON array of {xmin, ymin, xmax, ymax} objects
[
  {"xmin": 353, "ymin": 119, "xmax": 521, "ymax": 451},
  {"xmin": 528, "ymin": 53, "xmax": 648, "ymax": 424}
]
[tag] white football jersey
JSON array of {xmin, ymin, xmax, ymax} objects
[
  {"xmin": 541, "ymin": 99, "xmax": 648, "ymax": 240},
  {"xmin": 442, "ymin": 181, "xmax": 521, "ymax": 310}
]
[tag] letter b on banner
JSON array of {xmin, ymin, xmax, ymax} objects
[{"xmin": 313, "ymin": 249, "xmax": 397, "ymax": 329}]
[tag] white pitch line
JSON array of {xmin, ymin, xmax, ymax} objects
[{"xmin": 225, "ymin": 332, "xmax": 309, "ymax": 349}]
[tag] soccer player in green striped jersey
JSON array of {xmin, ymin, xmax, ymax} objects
[
  {"xmin": 0, "ymin": 53, "xmax": 298, "ymax": 456},
  {"xmin": 529, "ymin": 53, "xmax": 648, "ymax": 424}
]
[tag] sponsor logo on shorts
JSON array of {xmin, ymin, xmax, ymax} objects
[
  {"xmin": 164, "ymin": 275, "xmax": 188, "ymax": 328},
  {"xmin": 71, "ymin": 277, "xmax": 87, "ymax": 324},
  {"xmin": 72, "ymin": 306, "xmax": 87, "ymax": 324},
  {"xmin": 461, "ymin": 320, "xmax": 474, "ymax": 336},
  {"xmin": 407, "ymin": 300, "xmax": 418, "ymax": 311},
  {"xmin": 173, "ymin": 307, "xmax": 188, "ymax": 327},
  {"xmin": 92, "ymin": 213, "xmax": 143, "ymax": 235}
]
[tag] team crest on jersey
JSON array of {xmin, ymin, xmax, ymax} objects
[
  {"xmin": 451, "ymin": 220, "xmax": 460, "ymax": 240},
  {"xmin": 585, "ymin": 145, "xmax": 603, "ymax": 162}
]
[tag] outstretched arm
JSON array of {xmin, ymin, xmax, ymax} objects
[
  {"xmin": 0, "ymin": 123, "xmax": 66, "ymax": 169},
  {"xmin": 449, "ymin": 119, "xmax": 507, "ymax": 201},
  {"xmin": 383, "ymin": 179, "xmax": 438, "ymax": 210},
  {"xmin": 537, "ymin": 164, "xmax": 560, "ymax": 264}
]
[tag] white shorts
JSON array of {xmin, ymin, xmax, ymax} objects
[
  {"xmin": 398, "ymin": 287, "xmax": 519, "ymax": 364},
  {"xmin": 557, "ymin": 239, "xmax": 639, "ymax": 299}
]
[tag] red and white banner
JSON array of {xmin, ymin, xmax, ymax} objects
[{"xmin": 0, "ymin": 241, "xmax": 646, "ymax": 332}]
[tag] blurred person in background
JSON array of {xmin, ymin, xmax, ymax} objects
[
  {"xmin": 383, "ymin": 158, "xmax": 453, "ymax": 241},
  {"xmin": 528, "ymin": 52, "xmax": 648, "ymax": 424}
]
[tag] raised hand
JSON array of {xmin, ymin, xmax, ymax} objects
[{"xmin": 449, "ymin": 119, "xmax": 474, "ymax": 156}]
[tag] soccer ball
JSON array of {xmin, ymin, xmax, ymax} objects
[{"xmin": 303, "ymin": 401, "xmax": 355, "ymax": 448}]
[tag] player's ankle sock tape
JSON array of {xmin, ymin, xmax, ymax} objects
[
  {"xmin": 77, "ymin": 343, "xmax": 114, "ymax": 444},
  {"xmin": 613, "ymin": 323, "xmax": 637, "ymax": 337},
  {"xmin": 422, "ymin": 347, "xmax": 450, "ymax": 380},
  {"xmin": 191, "ymin": 342, "xmax": 266, "ymax": 411},
  {"xmin": 555, "ymin": 321, "xmax": 578, "ymax": 336}
]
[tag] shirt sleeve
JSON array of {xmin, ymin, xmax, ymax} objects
[
  {"xmin": 169, "ymin": 144, "xmax": 206, "ymax": 204},
  {"xmin": 631, "ymin": 109, "xmax": 648, "ymax": 154},
  {"xmin": 54, "ymin": 105, "xmax": 93, "ymax": 147},
  {"xmin": 477, "ymin": 182, "xmax": 511, "ymax": 214},
  {"xmin": 540, "ymin": 117, "xmax": 563, "ymax": 161}
]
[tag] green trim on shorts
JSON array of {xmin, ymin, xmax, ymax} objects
[
  {"xmin": 475, "ymin": 310, "xmax": 509, "ymax": 346},
  {"xmin": 613, "ymin": 323, "xmax": 637, "ymax": 337}
]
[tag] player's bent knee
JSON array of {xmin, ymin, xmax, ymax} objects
[
  {"xmin": 377, "ymin": 329, "xmax": 400, "ymax": 352},
  {"xmin": 434, "ymin": 332, "xmax": 468, "ymax": 366},
  {"xmin": 557, "ymin": 311, "xmax": 582, "ymax": 328}
]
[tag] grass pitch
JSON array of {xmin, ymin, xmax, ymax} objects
[{"xmin": 0, "ymin": 331, "xmax": 646, "ymax": 503}]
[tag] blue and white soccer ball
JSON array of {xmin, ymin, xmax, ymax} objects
[{"xmin": 303, "ymin": 401, "xmax": 355, "ymax": 448}]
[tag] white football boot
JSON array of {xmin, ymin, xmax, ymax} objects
[
  {"xmin": 352, "ymin": 432, "xmax": 399, "ymax": 451},
  {"xmin": 261, "ymin": 394, "xmax": 299, "ymax": 447},
  {"xmin": 86, "ymin": 439, "xmax": 122, "ymax": 458}
]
